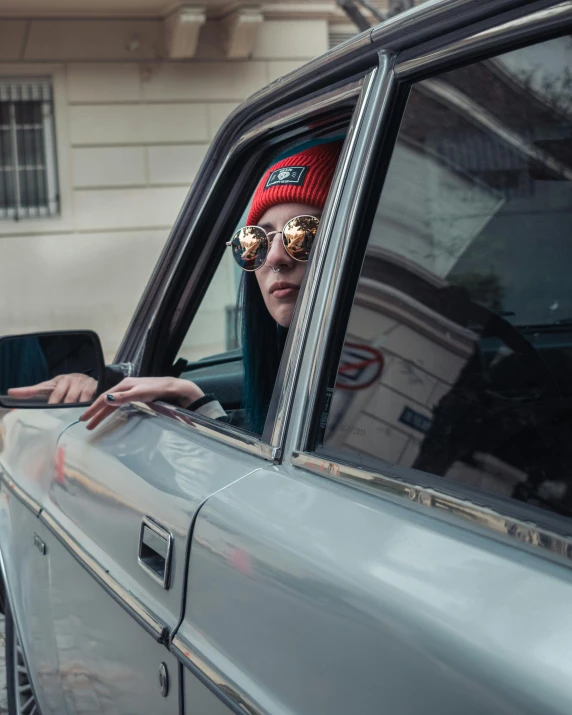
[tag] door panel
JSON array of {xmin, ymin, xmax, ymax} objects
[
  {"xmin": 0, "ymin": 407, "xmax": 82, "ymax": 714},
  {"xmin": 177, "ymin": 467, "xmax": 572, "ymax": 715},
  {"xmin": 0, "ymin": 494, "xmax": 67, "ymax": 715},
  {"xmin": 0, "ymin": 407, "xmax": 80, "ymax": 508},
  {"xmin": 48, "ymin": 534, "xmax": 180, "ymax": 715},
  {"xmin": 185, "ymin": 672, "xmax": 237, "ymax": 715},
  {"xmin": 53, "ymin": 405, "xmax": 261, "ymax": 626},
  {"xmin": 44, "ymin": 402, "xmax": 262, "ymax": 711}
]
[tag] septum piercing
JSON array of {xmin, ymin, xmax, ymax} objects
[{"xmin": 271, "ymin": 266, "xmax": 282, "ymax": 273}]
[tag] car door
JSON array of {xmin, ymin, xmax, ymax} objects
[
  {"xmin": 30, "ymin": 64, "xmax": 365, "ymax": 713},
  {"xmin": 172, "ymin": 10, "xmax": 572, "ymax": 715},
  {"xmin": 0, "ymin": 407, "xmax": 82, "ymax": 715},
  {"xmin": 43, "ymin": 408, "xmax": 260, "ymax": 715}
]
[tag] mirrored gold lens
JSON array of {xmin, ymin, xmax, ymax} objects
[
  {"xmin": 230, "ymin": 226, "xmax": 268, "ymax": 271},
  {"xmin": 282, "ymin": 215, "xmax": 319, "ymax": 262}
]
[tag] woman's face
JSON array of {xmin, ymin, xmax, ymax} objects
[{"xmin": 255, "ymin": 202, "xmax": 321, "ymax": 328}]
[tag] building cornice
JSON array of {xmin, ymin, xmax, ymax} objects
[{"xmin": 0, "ymin": 0, "xmax": 351, "ymax": 21}]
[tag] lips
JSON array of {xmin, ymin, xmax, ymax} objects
[{"xmin": 269, "ymin": 281, "xmax": 299, "ymax": 299}]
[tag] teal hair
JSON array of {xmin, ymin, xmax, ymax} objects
[{"xmin": 238, "ymin": 272, "xmax": 286, "ymax": 434}]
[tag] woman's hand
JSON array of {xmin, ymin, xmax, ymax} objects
[
  {"xmin": 7, "ymin": 374, "xmax": 98, "ymax": 404},
  {"xmin": 80, "ymin": 377, "xmax": 204, "ymax": 431}
]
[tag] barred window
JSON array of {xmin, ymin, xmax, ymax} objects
[{"xmin": 0, "ymin": 80, "xmax": 59, "ymax": 220}]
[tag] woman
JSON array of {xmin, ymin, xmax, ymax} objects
[{"xmin": 11, "ymin": 142, "xmax": 342, "ymax": 432}]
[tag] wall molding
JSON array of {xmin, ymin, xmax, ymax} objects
[
  {"xmin": 0, "ymin": 0, "xmax": 348, "ymax": 21},
  {"xmin": 164, "ymin": 5, "xmax": 207, "ymax": 58}
]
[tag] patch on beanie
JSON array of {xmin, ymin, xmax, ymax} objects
[{"xmin": 265, "ymin": 166, "xmax": 307, "ymax": 190}]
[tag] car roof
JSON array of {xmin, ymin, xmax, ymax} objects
[{"xmin": 227, "ymin": 0, "xmax": 559, "ymax": 136}]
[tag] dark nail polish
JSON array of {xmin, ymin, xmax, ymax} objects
[{"xmin": 106, "ymin": 394, "xmax": 115, "ymax": 402}]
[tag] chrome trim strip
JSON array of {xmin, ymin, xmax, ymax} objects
[
  {"xmin": 292, "ymin": 452, "xmax": 572, "ymax": 565},
  {"xmin": 240, "ymin": 0, "xmax": 534, "ymax": 115},
  {"xmin": 370, "ymin": 0, "xmax": 541, "ymax": 49},
  {"xmin": 138, "ymin": 515, "xmax": 174, "ymax": 590},
  {"xmin": 234, "ymin": 80, "xmax": 363, "ymax": 157},
  {"xmin": 40, "ymin": 509, "xmax": 168, "ymax": 642},
  {"xmin": 296, "ymin": 52, "xmax": 398, "ymax": 453},
  {"xmin": 269, "ymin": 69, "xmax": 379, "ymax": 450},
  {"xmin": 129, "ymin": 401, "xmax": 275, "ymax": 462},
  {"xmin": 170, "ymin": 635, "xmax": 264, "ymax": 715},
  {"xmin": 395, "ymin": 1, "xmax": 572, "ymax": 79},
  {"xmin": 0, "ymin": 543, "xmax": 11, "ymax": 613},
  {"xmin": 0, "ymin": 467, "xmax": 41, "ymax": 516}
]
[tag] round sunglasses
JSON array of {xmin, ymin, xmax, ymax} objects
[{"xmin": 226, "ymin": 215, "xmax": 320, "ymax": 272}]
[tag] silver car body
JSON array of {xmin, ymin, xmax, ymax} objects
[{"xmin": 1, "ymin": 1, "xmax": 572, "ymax": 713}]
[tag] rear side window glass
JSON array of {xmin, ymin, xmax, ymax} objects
[{"xmin": 316, "ymin": 36, "xmax": 572, "ymax": 519}]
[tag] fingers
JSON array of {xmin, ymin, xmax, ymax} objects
[
  {"xmin": 63, "ymin": 378, "xmax": 84, "ymax": 404},
  {"xmin": 84, "ymin": 405, "xmax": 116, "ymax": 431},
  {"xmin": 82, "ymin": 390, "xmax": 135, "ymax": 431},
  {"xmin": 7, "ymin": 381, "xmax": 56, "ymax": 399},
  {"xmin": 7, "ymin": 376, "xmax": 97, "ymax": 404},
  {"xmin": 79, "ymin": 377, "xmax": 182, "ymax": 430},
  {"xmin": 49, "ymin": 376, "xmax": 73, "ymax": 405},
  {"xmin": 80, "ymin": 392, "xmax": 118, "ymax": 430},
  {"xmin": 80, "ymin": 378, "xmax": 135, "ymax": 426},
  {"xmin": 80, "ymin": 394, "xmax": 107, "ymax": 423},
  {"xmin": 79, "ymin": 377, "xmax": 97, "ymax": 404},
  {"xmin": 66, "ymin": 376, "xmax": 98, "ymax": 404}
]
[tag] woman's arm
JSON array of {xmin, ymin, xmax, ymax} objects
[{"xmin": 79, "ymin": 376, "xmax": 228, "ymax": 430}]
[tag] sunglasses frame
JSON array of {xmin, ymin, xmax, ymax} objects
[{"xmin": 226, "ymin": 214, "xmax": 320, "ymax": 272}]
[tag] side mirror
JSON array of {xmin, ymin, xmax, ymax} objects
[{"xmin": 0, "ymin": 331, "xmax": 105, "ymax": 408}]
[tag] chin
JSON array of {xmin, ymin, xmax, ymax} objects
[{"xmin": 274, "ymin": 306, "xmax": 294, "ymax": 328}]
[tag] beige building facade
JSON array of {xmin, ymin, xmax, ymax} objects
[{"xmin": 0, "ymin": 0, "xmax": 395, "ymax": 362}]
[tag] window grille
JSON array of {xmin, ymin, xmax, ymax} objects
[{"xmin": 0, "ymin": 79, "xmax": 59, "ymax": 220}]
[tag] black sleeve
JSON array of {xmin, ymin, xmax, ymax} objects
[{"xmin": 101, "ymin": 364, "xmax": 132, "ymax": 393}]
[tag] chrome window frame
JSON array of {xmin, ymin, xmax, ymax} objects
[
  {"xmin": 395, "ymin": 0, "xmax": 572, "ymax": 79},
  {"xmin": 290, "ymin": 6, "xmax": 572, "ymax": 567},
  {"xmin": 264, "ymin": 67, "xmax": 380, "ymax": 452},
  {"xmin": 127, "ymin": 399, "xmax": 277, "ymax": 461},
  {"xmin": 283, "ymin": 48, "xmax": 399, "ymax": 459},
  {"xmin": 119, "ymin": 75, "xmax": 374, "ymax": 464}
]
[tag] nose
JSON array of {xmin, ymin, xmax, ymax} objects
[{"xmin": 266, "ymin": 232, "xmax": 294, "ymax": 271}]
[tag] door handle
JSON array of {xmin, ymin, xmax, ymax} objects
[{"xmin": 138, "ymin": 516, "xmax": 173, "ymax": 589}]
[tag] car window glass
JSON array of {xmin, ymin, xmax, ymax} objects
[
  {"xmin": 176, "ymin": 252, "xmax": 242, "ymax": 365},
  {"xmin": 316, "ymin": 36, "xmax": 572, "ymax": 519},
  {"xmin": 175, "ymin": 138, "xmax": 344, "ymax": 435}
]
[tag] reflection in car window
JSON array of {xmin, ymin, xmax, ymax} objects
[{"xmin": 317, "ymin": 36, "xmax": 572, "ymax": 519}]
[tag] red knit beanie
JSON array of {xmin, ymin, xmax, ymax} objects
[{"xmin": 247, "ymin": 141, "xmax": 342, "ymax": 226}]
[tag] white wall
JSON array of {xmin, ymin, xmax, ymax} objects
[{"xmin": 0, "ymin": 17, "xmax": 327, "ymax": 363}]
